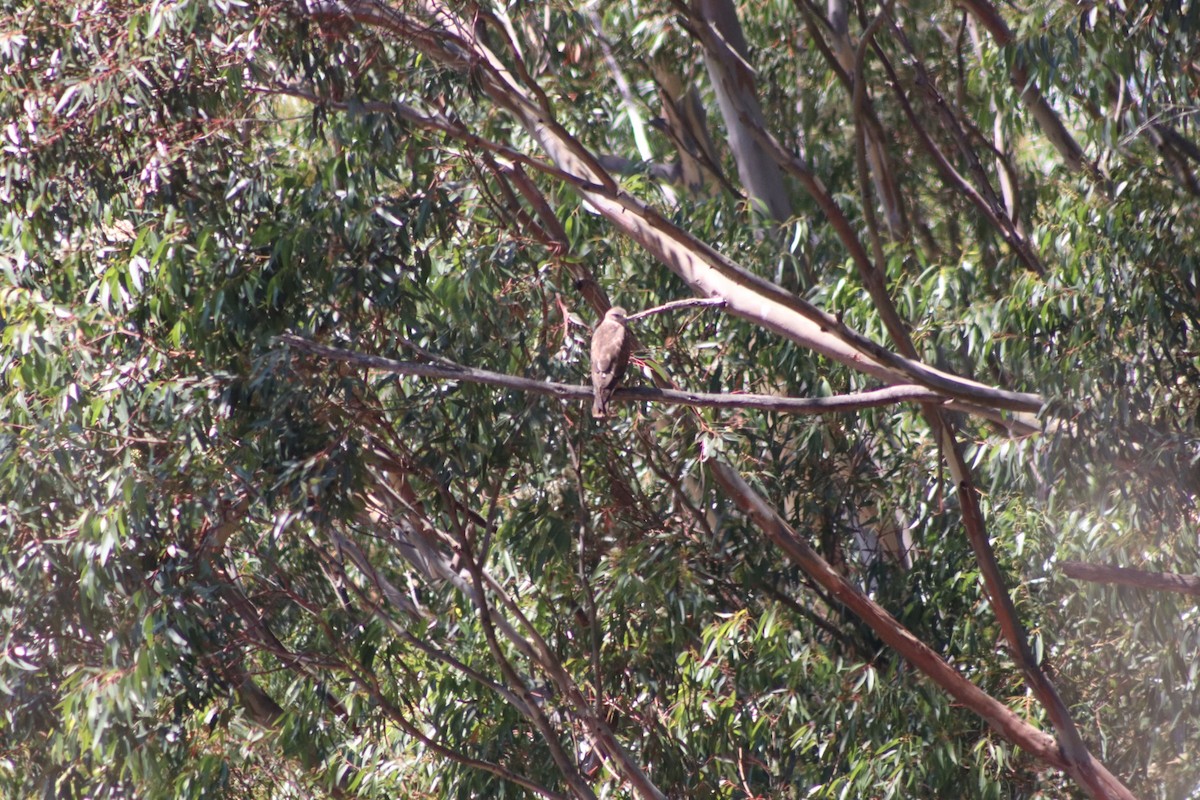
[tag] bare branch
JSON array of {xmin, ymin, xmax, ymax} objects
[
  {"xmin": 954, "ymin": 475, "xmax": 1087, "ymax": 756},
  {"xmin": 708, "ymin": 456, "xmax": 1139, "ymax": 800},
  {"xmin": 934, "ymin": 425, "xmax": 1136, "ymax": 800},
  {"xmin": 278, "ymin": 333, "xmax": 950, "ymax": 415},
  {"xmin": 625, "ymin": 296, "xmax": 726, "ymax": 321},
  {"xmin": 1061, "ymin": 561, "xmax": 1200, "ymax": 597}
]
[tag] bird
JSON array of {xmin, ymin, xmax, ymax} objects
[{"xmin": 590, "ymin": 306, "xmax": 632, "ymax": 418}]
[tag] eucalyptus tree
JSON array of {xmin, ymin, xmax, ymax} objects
[{"xmin": 3, "ymin": 1, "xmax": 1199, "ymax": 799}]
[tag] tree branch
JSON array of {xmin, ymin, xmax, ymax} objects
[
  {"xmin": 1060, "ymin": 561, "xmax": 1200, "ymax": 597},
  {"xmin": 625, "ymin": 296, "xmax": 726, "ymax": 321},
  {"xmin": 935, "ymin": 426, "xmax": 1136, "ymax": 800},
  {"xmin": 704, "ymin": 457, "xmax": 1069, "ymax": 767},
  {"xmin": 278, "ymin": 333, "xmax": 949, "ymax": 415},
  {"xmin": 707, "ymin": 456, "xmax": 1139, "ymax": 800},
  {"xmin": 260, "ymin": 78, "xmax": 1044, "ymax": 429},
  {"xmin": 953, "ymin": 0, "xmax": 1089, "ymax": 175}
]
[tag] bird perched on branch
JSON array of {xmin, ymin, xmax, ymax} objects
[{"xmin": 590, "ymin": 306, "xmax": 632, "ymax": 418}]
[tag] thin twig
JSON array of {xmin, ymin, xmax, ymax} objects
[{"xmin": 625, "ymin": 296, "xmax": 725, "ymax": 321}]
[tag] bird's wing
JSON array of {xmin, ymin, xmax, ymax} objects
[{"xmin": 591, "ymin": 321, "xmax": 625, "ymax": 376}]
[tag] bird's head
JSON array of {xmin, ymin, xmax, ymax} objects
[{"xmin": 606, "ymin": 306, "xmax": 628, "ymax": 322}]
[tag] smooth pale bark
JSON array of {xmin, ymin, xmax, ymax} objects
[{"xmin": 694, "ymin": 0, "xmax": 793, "ymax": 223}]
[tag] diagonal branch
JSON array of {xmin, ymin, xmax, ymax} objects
[
  {"xmin": 706, "ymin": 456, "xmax": 1137, "ymax": 799},
  {"xmin": 934, "ymin": 423, "xmax": 1136, "ymax": 800},
  {"xmin": 705, "ymin": 457, "xmax": 1068, "ymax": 765},
  {"xmin": 951, "ymin": 0, "xmax": 1089, "ymax": 175}
]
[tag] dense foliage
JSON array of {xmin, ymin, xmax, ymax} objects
[{"xmin": 2, "ymin": 1, "xmax": 1199, "ymax": 798}]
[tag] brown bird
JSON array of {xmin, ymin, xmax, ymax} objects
[{"xmin": 590, "ymin": 306, "xmax": 632, "ymax": 418}]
